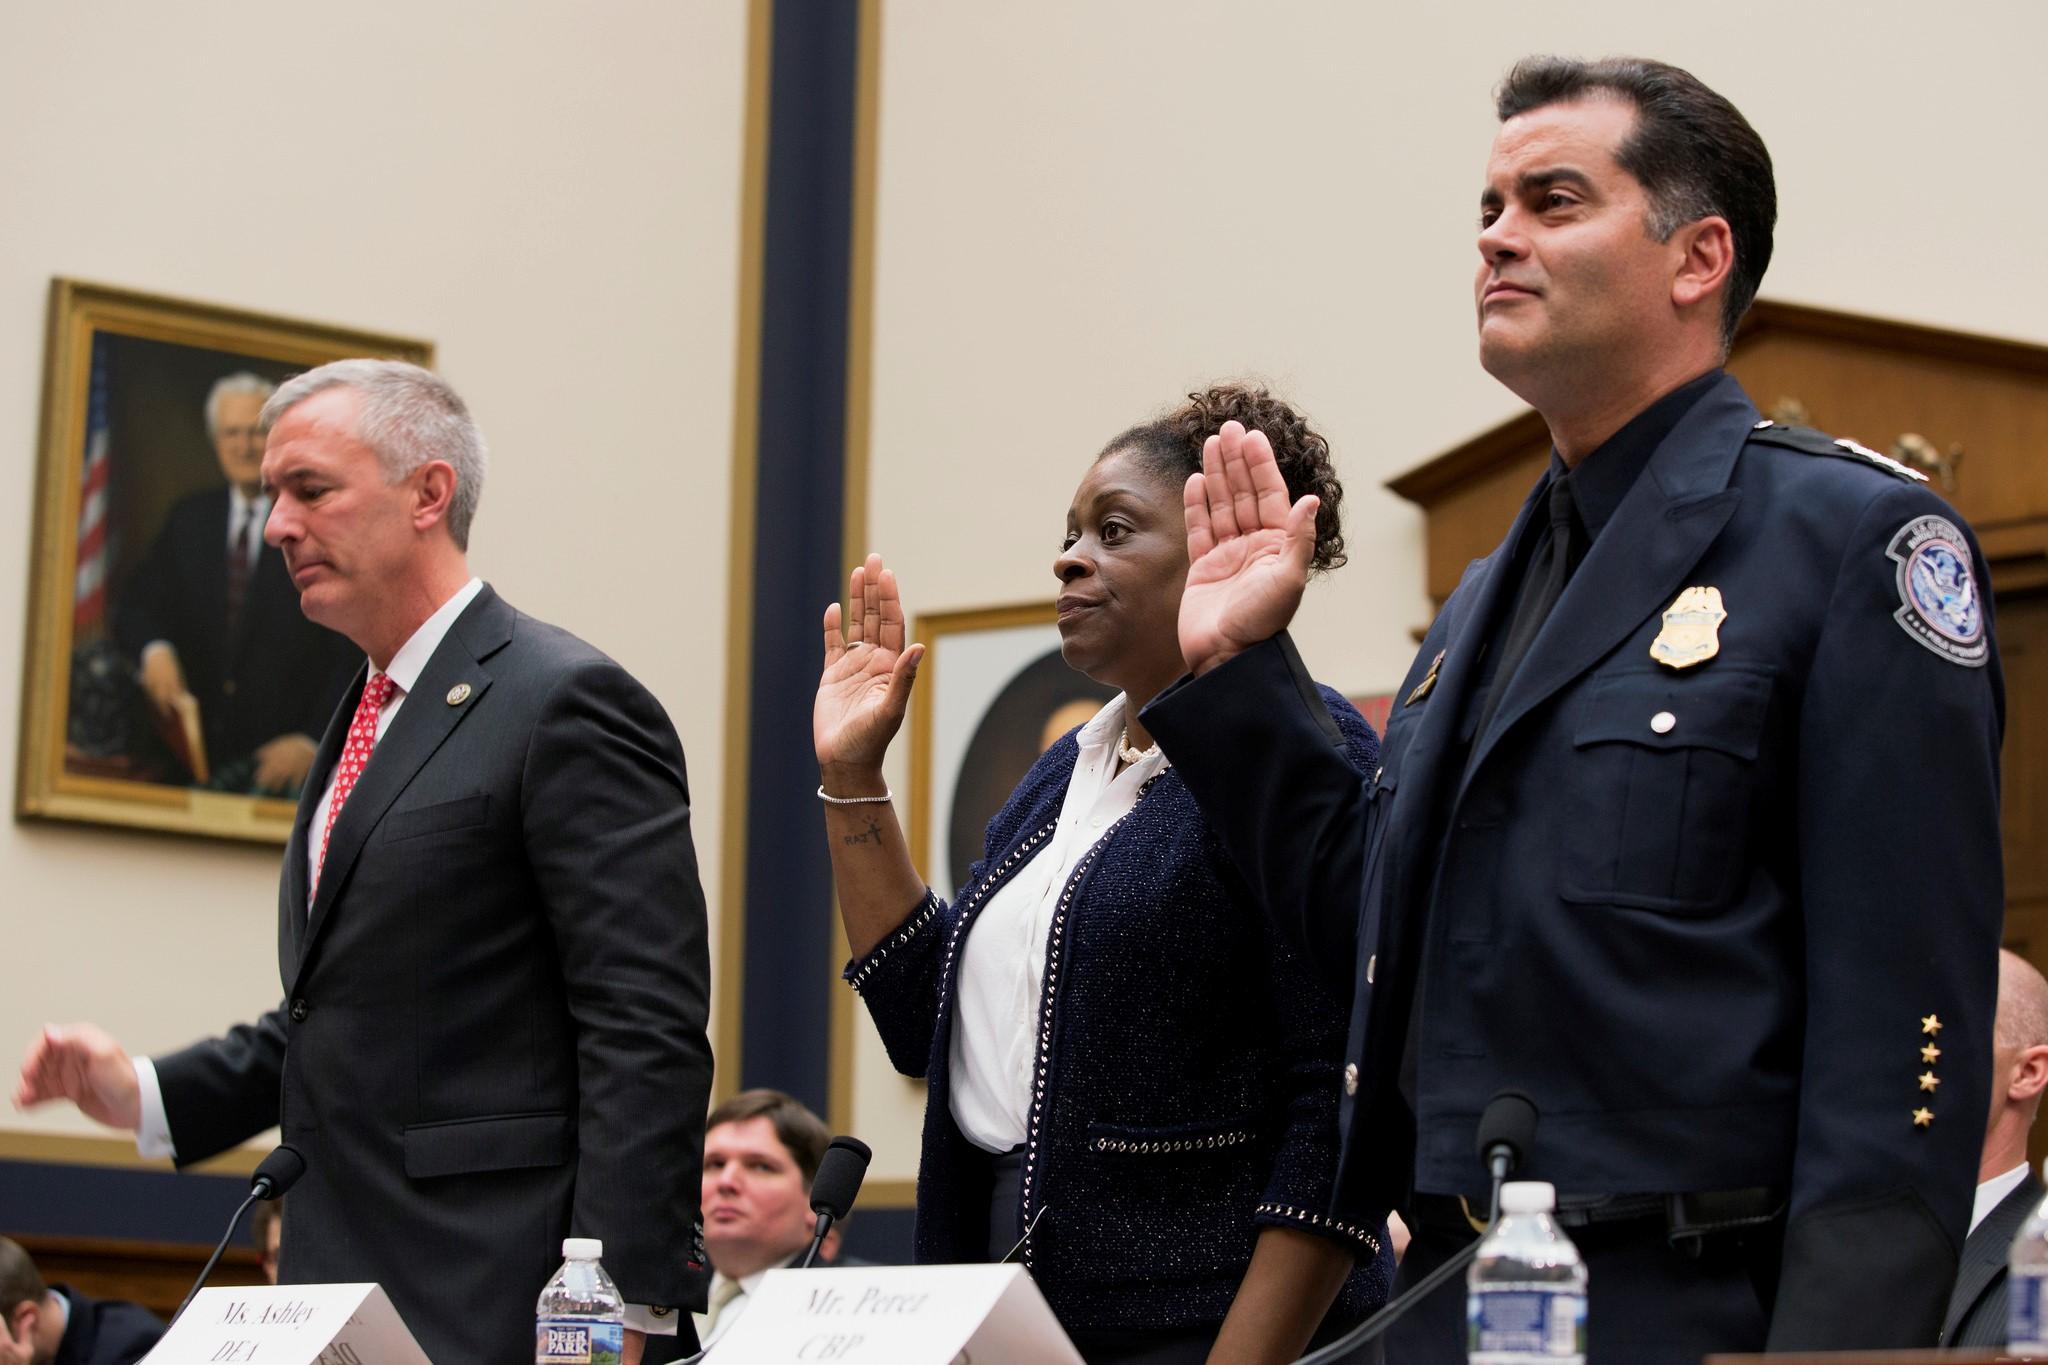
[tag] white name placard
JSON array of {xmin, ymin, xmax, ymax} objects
[
  {"xmin": 705, "ymin": 1264, "xmax": 1081, "ymax": 1364},
  {"xmin": 141, "ymin": 1283, "xmax": 432, "ymax": 1365}
]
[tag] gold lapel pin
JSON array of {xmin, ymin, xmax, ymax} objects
[
  {"xmin": 1921, "ymin": 1013, "xmax": 1943, "ymax": 1036},
  {"xmin": 446, "ymin": 683, "xmax": 472, "ymax": 706},
  {"xmin": 1911, "ymin": 1107, "xmax": 1934, "ymax": 1128},
  {"xmin": 1405, "ymin": 651, "xmax": 1446, "ymax": 706}
]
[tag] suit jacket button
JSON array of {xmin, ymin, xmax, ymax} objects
[
  {"xmin": 289, "ymin": 998, "xmax": 309, "ymax": 1022},
  {"xmin": 1343, "ymin": 1062, "xmax": 1359, "ymax": 1096}
]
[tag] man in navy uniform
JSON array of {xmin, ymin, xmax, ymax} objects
[{"xmin": 1146, "ymin": 56, "xmax": 2004, "ymax": 1361}]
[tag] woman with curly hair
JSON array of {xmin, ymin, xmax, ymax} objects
[{"xmin": 813, "ymin": 384, "xmax": 1390, "ymax": 1364}]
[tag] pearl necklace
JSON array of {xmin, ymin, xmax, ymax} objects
[{"xmin": 1117, "ymin": 728, "xmax": 1159, "ymax": 766}]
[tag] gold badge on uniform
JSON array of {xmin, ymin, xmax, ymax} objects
[
  {"xmin": 1650, "ymin": 586, "xmax": 1727, "ymax": 670},
  {"xmin": 1405, "ymin": 650, "xmax": 1446, "ymax": 706}
]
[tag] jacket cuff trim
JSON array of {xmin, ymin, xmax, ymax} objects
[
  {"xmin": 845, "ymin": 888, "xmax": 942, "ymax": 993},
  {"xmin": 1255, "ymin": 1201, "xmax": 1383, "ymax": 1255}
]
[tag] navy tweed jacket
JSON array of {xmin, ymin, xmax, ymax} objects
[{"xmin": 848, "ymin": 686, "xmax": 1393, "ymax": 1334}]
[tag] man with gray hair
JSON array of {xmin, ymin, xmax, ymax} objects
[
  {"xmin": 112, "ymin": 370, "xmax": 355, "ymax": 791},
  {"xmin": 19, "ymin": 360, "xmax": 714, "ymax": 1363}
]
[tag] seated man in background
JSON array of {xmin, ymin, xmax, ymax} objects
[
  {"xmin": 674, "ymin": 1089, "xmax": 842, "ymax": 1357},
  {"xmin": 0, "ymin": 1236, "xmax": 163, "ymax": 1365},
  {"xmin": 1944, "ymin": 950, "xmax": 2048, "ymax": 1347}
]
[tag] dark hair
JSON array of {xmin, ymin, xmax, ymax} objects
[
  {"xmin": 0, "ymin": 1238, "xmax": 45, "ymax": 1316},
  {"xmin": 706, "ymin": 1088, "xmax": 833, "ymax": 1187},
  {"xmin": 1102, "ymin": 382, "xmax": 1346, "ymax": 574},
  {"xmin": 1495, "ymin": 55, "xmax": 1775, "ymax": 348}
]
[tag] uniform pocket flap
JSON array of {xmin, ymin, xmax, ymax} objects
[
  {"xmin": 402, "ymin": 1110, "xmax": 573, "ymax": 1178},
  {"xmin": 385, "ymin": 793, "xmax": 491, "ymax": 842},
  {"xmin": 1573, "ymin": 668, "xmax": 1771, "ymax": 761}
]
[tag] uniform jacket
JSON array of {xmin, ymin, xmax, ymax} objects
[
  {"xmin": 111, "ymin": 486, "xmax": 357, "ymax": 775},
  {"xmin": 1147, "ymin": 372, "xmax": 2005, "ymax": 1352},
  {"xmin": 1944, "ymin": 1170, "xmax": 2042, "ymax": 1348},
  {"xmin": 153, "ymin": 585, "xmax": 714, "ymax": 1362},
  {"xmin": 49, "ymin": 1286, "xmax": 163, "ymax": 1365},
  {"xmin": 847, "ymin": 690, "xmax": 1393, "ymax": 1335}
]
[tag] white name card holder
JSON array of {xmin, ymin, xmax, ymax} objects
[
  {"xmin": 141, "ymin": 1283, "xmax": 433, "ymax": 1365},
  {"xmin": 706, "ymin": 1263, "xmax": 1083, "ymax": 1364}
]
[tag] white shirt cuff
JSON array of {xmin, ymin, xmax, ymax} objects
[
  {"xmin": 623, "ymin": 1304, "xmax": 676, "ymax": 1336},
  {"xmin": 132, "ymin": 1057, "xmax": 176, "ymax": 1161}
]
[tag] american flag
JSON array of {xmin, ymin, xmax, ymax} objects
[{"xmin": 73, "ymin": 340, "xmax": 113, "ymax": 635}]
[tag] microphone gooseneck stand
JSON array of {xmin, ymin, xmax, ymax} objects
[
  {"xmin": 1293, "ymin": 1090, "xmax": 1540, "ymax": 1364},
  {"xmin": 173, "ymin": 1143, "xmax": 307, "ymax": 1324}
]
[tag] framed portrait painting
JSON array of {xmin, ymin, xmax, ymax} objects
[
  {"xmin": 906, "ymin": 602, "xmax": 1116, "ymax": 896},
  {"xmin": 16, "ymin": 279, "xmax": 432, "ymax": 841}
]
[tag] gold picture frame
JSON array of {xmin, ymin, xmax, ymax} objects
[{"xmin": 16, "ymin": 278, "xmax": 432, "ymax": 842}]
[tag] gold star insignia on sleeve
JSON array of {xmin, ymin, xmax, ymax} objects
[
  {"xmin": 1912, "ymin": 1107, "xmax": 1934, "ymax": 1127},
  {"xmin": 1921, "ymin": 1043, "xmax": 1942, "ymax": 1064},
  {"xmin": 1921, "ymin": 1014, "xmax": 1943, "ymax": 1036},
  {"xmin": 1918, "ymin": 1072, "xmax": 1941, "ymax": 1092}
]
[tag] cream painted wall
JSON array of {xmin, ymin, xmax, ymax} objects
[
  {"xmin": 851, "ymin": 1, "xmax": 2048, "ymax": 1180},
  {"xmin": 0, "ymin": 2, "xmax": 747, "ymax": 1146}
]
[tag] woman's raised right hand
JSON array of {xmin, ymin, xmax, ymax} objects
[{"xmin": 815, "ymin": 553, "xmax": 925, "ymax": 781}]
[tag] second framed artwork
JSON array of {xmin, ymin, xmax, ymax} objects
[{"xmin": 17, "ymin": 279, "xmax": 432, "ymax": 843}]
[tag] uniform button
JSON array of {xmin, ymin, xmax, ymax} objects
[
  {"xmin": 1343, "ymin": 1063, "xmax": 1359, "ymax": 1096},
  {"xmin": 289, "ymin": 998, "xmax": 309, "ymax": 1022},
  {"xmin": 1650, "ymin": 711, "xmax": 1676, "ymax": 735},
  {"xmin": 222, "ymin": 680, "xmax": 237, "ymax": 696},
  {"xmin": 1366, "ymin": 954, "xmax": 1376, "ymax": 985}
]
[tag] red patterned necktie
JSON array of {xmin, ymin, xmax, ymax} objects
[{"xmin": 313, "ymin": 672, "xmax": 398, "ymax": 897}]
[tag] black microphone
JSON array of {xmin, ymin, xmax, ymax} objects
[
  {"xmin": 1475, "ymin": 1088, "xmax": 1537, "ymax": 1222},
  {"xmin": 798, "ymin": 1136, "xmax": 872, "ymax": 1269},
  {"xmin": 1293, "ymin": 1092, "xmax": 1540, "ymax": 1364},
  {"xmin": 173, "ymin": 1144, "xmax": 305, "ymax": 1324}
]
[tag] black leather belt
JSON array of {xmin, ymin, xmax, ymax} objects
[{"xmin": 1411, "ymin": 1187, "xmax": 1783, "ymax": 1250}]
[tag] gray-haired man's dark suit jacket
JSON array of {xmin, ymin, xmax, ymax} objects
[{"xmin": 153, "ymin": 585, "xmax": 713, "ymax": 1361}]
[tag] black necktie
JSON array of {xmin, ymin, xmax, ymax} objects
[
  {"xmin": 225, "ymin": 506, "xmax": 259, "ymax": 636},
  {"xmin": 1475, "ymin": 471, "xmax": 1582, "ymax": 740}
]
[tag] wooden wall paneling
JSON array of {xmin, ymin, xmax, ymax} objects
[{"xmin": 10, "ymin": 1233, "xmax": 263, "ymax": 1320}]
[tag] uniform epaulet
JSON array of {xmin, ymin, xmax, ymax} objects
[{"xmin": 1745, "ymin": 420, "xmax": 1928, "ymax": 484}]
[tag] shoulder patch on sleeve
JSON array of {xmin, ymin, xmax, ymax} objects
[
  {"xmin": 1746, "ymin": 420, "xmax": 1929, "ymax": 483},
  {"xmin": 1888, "ymin": 514, "xmax": 1988, "ymax": 667}
]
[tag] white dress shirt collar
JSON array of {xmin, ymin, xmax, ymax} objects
[
  {"xmin": 372, "ymin": 576, "xmax": 486, "ymax": 693},
  {"xmin": 1972, "ymin": 1161, "xmax": 2033, "ymax": 1234}
]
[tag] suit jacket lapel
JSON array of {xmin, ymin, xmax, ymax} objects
[
  {"xmin": 1945, "ymin": 1172, "xmax": 2042, "ymax": 1341},
  {"xmin": 296, "ymin": 589, "xmax": 511, "ymax": 971},
  {"xmin": 1463, "ymin": 375, "xmax": 1755, "ymax": 782},
  {"xmin": 282, "ymin": 663, "xmax": 365, "ymax": 973}
]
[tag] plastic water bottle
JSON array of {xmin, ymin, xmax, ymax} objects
[
  {"xmin": 2009, "ymin": 1160, "xmax": 2048, "ymax": 1350},
  {"xmin": 537, "ymin": 1237, "xmax": 626, "ymax": 1364},
  {"xmin": 1468, "ymin": 1180, "xmax": 1588, "ymax": 1363}
]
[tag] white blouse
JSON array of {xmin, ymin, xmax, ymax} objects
[{"xmin": 946, "ymin": 694, "xmax": 1170, "ymax": 1153}]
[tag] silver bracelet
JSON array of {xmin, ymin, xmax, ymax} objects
[{"xmin": 816, "ymin": 783, "xmax": 893, "ymax": 805}]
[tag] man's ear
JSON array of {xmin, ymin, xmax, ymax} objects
[
  {"xmin": 1670, "ymin": 214, "xmax": 1735, "ymax": 313},
  {"xmin": 2011, "ymin": 1042, "xmax": 2048, "ymax": 1104},
  {"xmin": 411, "ymin": 460, "xmax": 458, "ymax": 533},
  {"xmin": 5, "ymin": 1298, "xmax": 40, "ymax": 1348}
]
